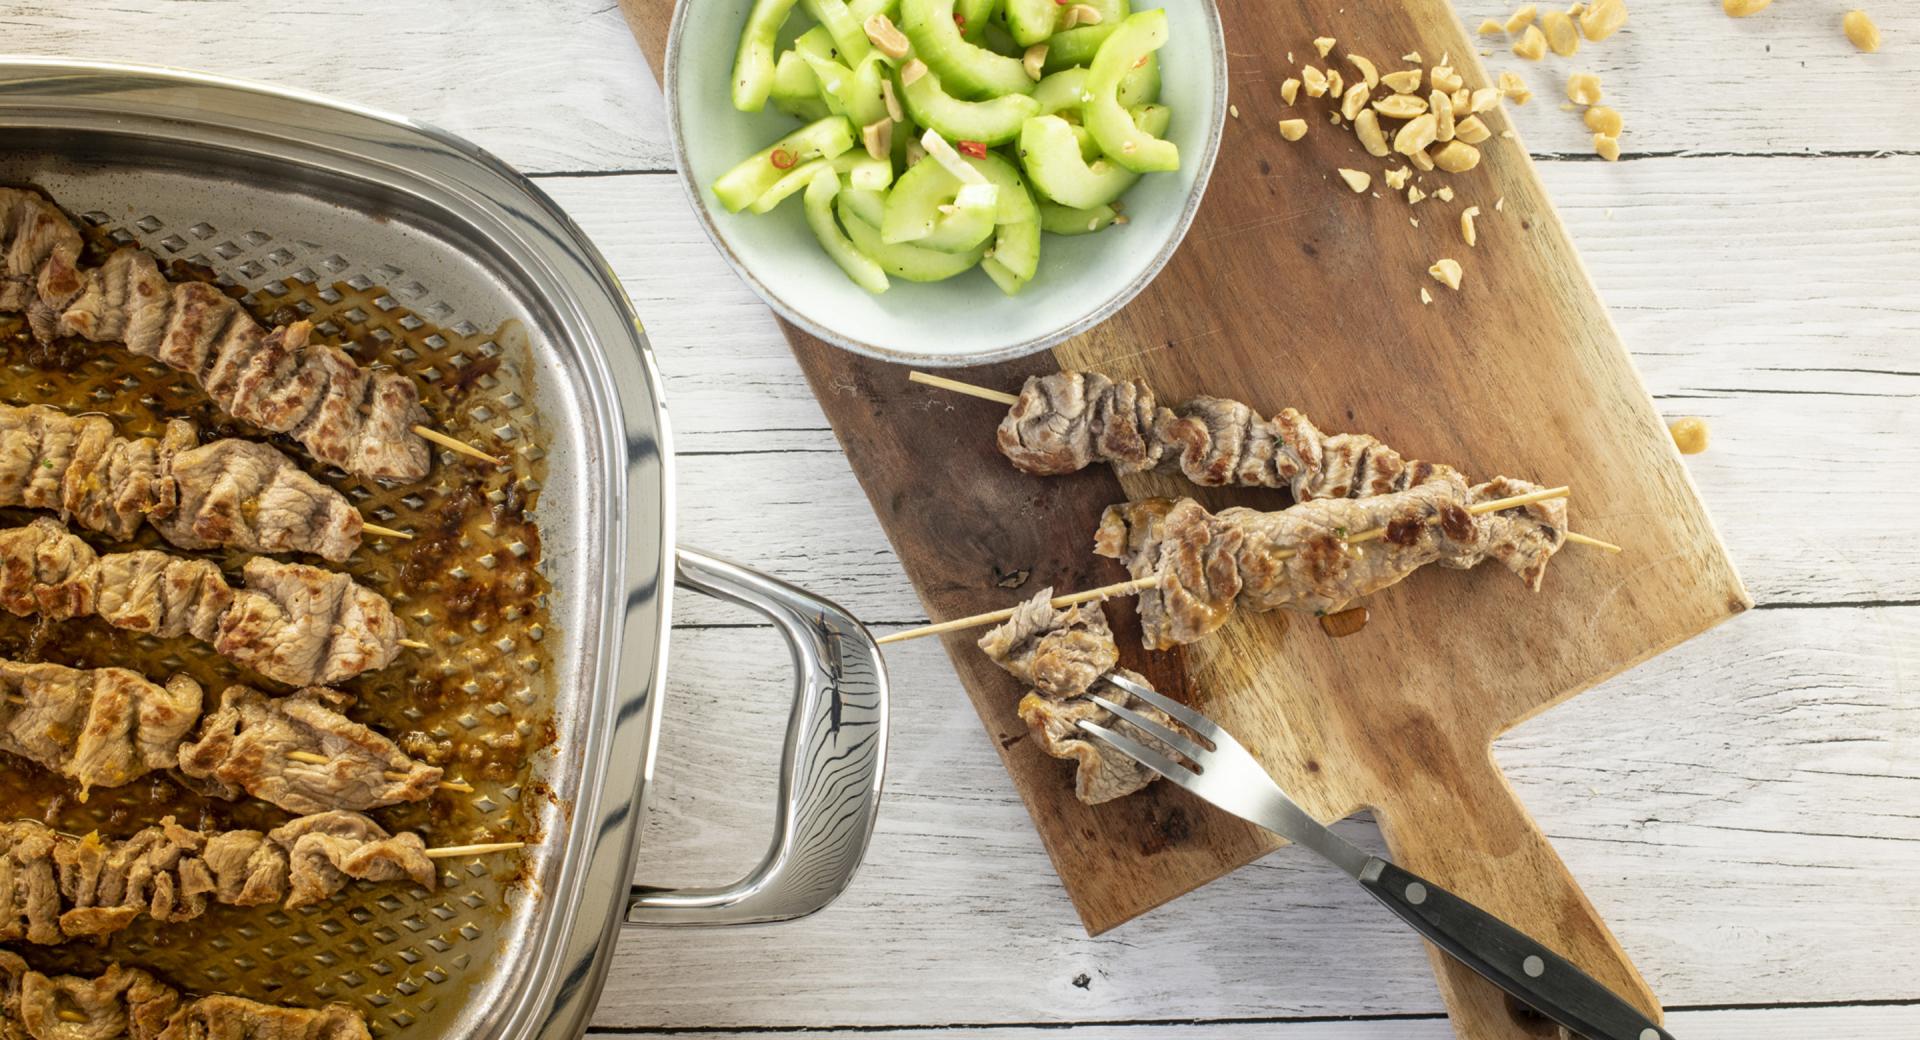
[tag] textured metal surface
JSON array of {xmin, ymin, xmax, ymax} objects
[{"xmin": 0, "ymin": 59, "xmax": 674, "ymax": 1040}]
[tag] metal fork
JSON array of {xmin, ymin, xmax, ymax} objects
[{"xmin": 1083, "ymin": 672, "xmax": 1674, "ymax": 1040}]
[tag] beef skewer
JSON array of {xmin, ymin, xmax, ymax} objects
[
  {"xmin": 0, "ymin": 659, "xmax": 469, "ymax": 810},
  {"xmin": 0, "ymin": 951, "xmax": 370, "ymax": 1040},
  {"xmin": 0, "ymin": 187, "xmax": 502, "ymax": 483},
  {"xmin": 0, "ymin": 401, "xmax": 410, "ymax": 562},
  {"xmin": 0, "ymin": 517, "xmax": 411, "ymax": 686},
  {"xmin": 878, "ymin": 482, "xmax": 1571, "ymax": 645},
  {"xmin": 907, "ymin": 370, "xmax": 1622, "ymax": 555},
  {"xmin": 0, "ymin": 813, "xmax": 521, "ymax": 947}
]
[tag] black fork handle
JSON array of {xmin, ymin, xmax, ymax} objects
[{"xmin": 1358, "ymin": 857, "xmax": 1674, "ymax": 1040}]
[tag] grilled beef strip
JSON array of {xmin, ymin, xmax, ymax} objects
[
  {"xmin": 0, "ymin": 812, "xmax": 435, "ymax": 945},
  {"xmin": 0, "ymin": 402, "xmax": 362, "ymax": 561},
  {"xmin": 0, "ymin": 188, "xmax": 431, "ymax": 484},
  {"xmin": 1095, "ymin": 473, "xmax": 1570, "ymax": 650},
  {"xmin": 0, "ymin": 950, "xmax": 369, "ymax": 1040},
  {"xmin": 0, "ymin": 518, "xmax": 402, "ymax": 686},
  {"xmin": 978, "ymin": 590, "xmax": 1179, "ymax": 805},
  {"xmin": 0, "ymin": 658, "xmax": 440, "ymax": 813},
  {"xmin": 996, "ymin": 371, "xmax": 1455, "ymax": 499}
]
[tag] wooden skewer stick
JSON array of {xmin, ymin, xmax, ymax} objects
[
  {"xmin": 875, "ymin": 576, "xmax": 1161, "ymax": 645},
  {"xmin": 414, "ymin": 424, "xmax": 506, "ymax": 467},
  {"xmin": 397, "ymin": 638, "xmax": 431, "ymax": 650},
  {"xmin": 362, "ymin": 521, "xmax": 412, "ymax": 541},
  {"xmin": 1565, "ymin": 531, "xmax": 1623, "ymax": 554},
  {"xmin": 283, "ymin": 750, "xmax": 474, "ymax": 793},
  {"xmin": 424, "ymin": 840, "xmax": 528, "ymax": 859},
  {"xmin": 878, "ymin": 487, "xmax": 1576, "ymax": 645}
]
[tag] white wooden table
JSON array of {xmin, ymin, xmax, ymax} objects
[{"xmin": 8, "ymin": 2, "xmax": 1917, "ymax": 1037}]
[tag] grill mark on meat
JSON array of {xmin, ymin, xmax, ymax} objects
[
  {"xmin": 1095, "ymin": 474, "xmax": 1570, "ymax": 648},
  {"xmin": 998, "ymin": 372, "xmax": 1457, "ymax": 502},
  {"xmin": 0, "ymin": 190, "xmax": 431, "ymax": 484},
  {"xmin": 0, "ymin": 518, "xmax": 400, "ymax": 686},
  {"xmin": 0, "ymin": 813, "xmax": 432, "ymax": 946}
]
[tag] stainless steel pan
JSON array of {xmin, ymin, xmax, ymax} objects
[{"xmin": 0, "ymin": 58, "xmax": 887, "ymax": 1039}]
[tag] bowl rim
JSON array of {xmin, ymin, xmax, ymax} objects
[{"xmin": 663, "ymin": 0, "xmax": 1229, "ymax": 367}]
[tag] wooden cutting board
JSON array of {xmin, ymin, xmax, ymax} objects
[{"xmin": 621, "ymin": 2, "xmax": 1748, "ymax": 1035}]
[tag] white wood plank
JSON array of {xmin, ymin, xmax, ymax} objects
[
  {"xmin": 0, "ymin": 0, "xmax": 670, "ymax": 174},
  {"xmin": 600, "ymin": 1003, "xmax": 1920, "ymax": 1038},
  {"xmin": 2, "ymin": 1, "xmax": 1914, "ymax": 173},
  {"xmin": 601, "ymin": 607, "xmax": 1920, "ymax": 1028},
  {"xmin": 535, "ymin": 155, "xmax": 1920, "ymax": 617}
]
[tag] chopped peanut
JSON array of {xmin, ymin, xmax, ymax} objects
[
  {"xmin": 1375, "ymin": 94, "xmax": 1429, "ymax": 119},
  {"xmin": 1580, "ymin": 0, "xmax": 1628, "ymax": 40},
  {"xmin": 1429, "ymin": 258, "xmax": 1464, "ymax": 290},
  {"xmin": 1436, "ymin": 185, "xmax": 1456, "ymax": 202},
  {"xmin": 1355, "ymin": 109, "xmax": 1390, "ymax": 156},
  {"xmin": 900, "ymin": 58, "xmax": 929, "ymax": 86},
  {"xmin": 1347, "ymin": 54, "xmax": 1381, "ymax": 89},
  {"xmin": 1470, "ymin": 87, "xmax": 1501, "ymax": 114},
  {"xmin": 1421, "ymin": 287, "xmax": 1435, "ymax": 304},
  {"xmin": 1513, "ymin": 25, "xmax": 1547, "ymax": 60},
  {"xmin": 1394, "ymin": 113, "xmax": 1440, "ymax": 155},
  {"xmin": 1282, "ymin": 77, "xmax": 1301, "ymax": 104},
  {"xmin": 1061, "ymin": 4, "xmax": 1104, "ymax": 29},
  {"xmin": 1341, "ymin": 82, "xmax": 1371, "ymax": 120},
  {"xmin": 1452, "ymin": 86, "xmax": 1473, "ymax": 113},
  {"xmin": 1023, "ymin": 44, "xmax": 1048, "ymax": 82},
  {"xmin": 1593, "ymin": 133, "xmax": 1620, "ymax": 160},
  {"xmin": 1432, "ymin": 90, "xmax": 1457, "ymax": 142},
  {"xmin": 1432, "ymin": 140, "xmax": 1482, "ymax": 172},
  {"xmin": 1506, "ymin": 4, "xmax": 1539, "ymax": 33},
  {"xmin": 1326, "ymin": 69, "xmax": 1345, "ymax": 97},
  {"xmin": 1337, "ymin": 168, "xmax": 1372, "ymax": 193},
  {"xmin": 864, "ymin": 14, "xmax": 912, "ymax": 59},
  {"xmin": 1499, "ymin": 70, "xmax": 1532, "ymax": 104},
  {"xmin": 1407, "ymin": 184, "xmax": 1427, "ymax": 204},
  {"xmin": 1460, "ymin": 205, "xmax": 1481, "ymax": 246},
  {"xmin": 1844, "ymin": 10, "xmax": 1881, "ymax": 52},
  {"xmin": 1669, "ymin": 417, "xmax": 1709, "ymax": 454},
  {"xmin": 1567, "ymin": 71, "xmax": 1603, "ymax": 105},
  {"xmin": 1403, "ymin": 50, "xmax": 1425, "ymax": 63},
  {"xmin": 1302, "ymin": 65, "xmax": 1329, "ymax": 97},
  {"xmin": 1315, "ymin": 36, "xmax": 1337, "ymax": 57},
  {"xmin": 1479, "ymin": 18, "xmax": 1505, "ymax": 35},
  {"xmin": 1722, "ymin": 0, "xmax": 1771, "ymax": 16},
  {"xmin": 881, "ymin": 77, "xmax": 904, "ymax": 122},
  {"xmin": 1278, "ymin": 118, "xmax": 1309, "ymax": 141},
  {"xmin": 1385, "ymin": 166, "xmax": 1411, "ymax": 189},
  {"xmin": 1382, "ymin": 69, "xmax": 1424, "ymax": 94},
  {"xmin": 1584, "ymin": 105, "xmax": 1623, "ymax": 136},
  {"xmin": 1455, "ymin": 115, "xmax": 1493, "ymax": 143},
  {"xmin": 1541, "ymin": 10, "xmax": 1581, "ymax": 56},
  {"xmin": 1410, "ymin": 147, "xmax": 1436, "ymax": 171},
  {"xmin": 862, "ymin": 118, "xmax": 893, "ymax": 161},
  {"xmin": 1431, "ymin": 65, "xmax": 1465, "ymax": 95}
]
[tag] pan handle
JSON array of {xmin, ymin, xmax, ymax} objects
[{"xmin": 625, "ymin": 547, "xmax": 889, "ymax": 926}]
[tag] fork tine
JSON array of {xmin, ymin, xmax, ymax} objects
[
  {"xmin": 1100, "ymin": 672, "xmax": 1227, "ymax": 746},
  {"xmin": 1077, "ymin": 720, "xmax": 1199, "ymax": 789},
  {"xmin": 1088, "ymin": 695, "xmax": 1210, "ymax": 764}
]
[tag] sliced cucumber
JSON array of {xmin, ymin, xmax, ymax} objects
[
  {"xmin": 901, "ymin": 61, "xmax": 1040, "ymax": 145},
  {"xmin": 850, "ymin": 0, "xmax": 898, "ymax": 19},
  {"xmin": 956, "ymin": 0, "xmax": 998, "ymax": 42},
  {"xmin": 840, "ymin": 187, "xmax": 888, "ymax": 227},
  {"xmin": 1031, "ymin": 68, "xmax": 1089, "ymax": 117},
  {"xmin": 733, "ymin": 0, "xmax": 804, "ymax": 111},
  {"xmin": 1084, "ymin": 9, "xmax": 1177, "ymax": 173},
  {"xmin": 713, "ymin": 116, "xmax": 857, "ymax": 212},
  {"xmin": 804, "ymin": 170, "xmax": 890, "ymax": 293},
  {"xmin": 802, "ymin": 0, "xmax": 873, "ymax": 62},
  {"xmin": 833, "ymin": 150, "xmax": 896, "ymax": 190},
  {"xmin": 959, "ymin": 151, "xmax": 1038, "ymax": 224},
  {"xmin": 1004, "ymin": 0, "xmax": 1057, "ymax": 46},
  {"xmin": 989, "ymin": 217, "xmax": 1039, "ymax": 280},
  {"xmin": 839, "ymin": 196, "xmax": 988, "ymax": 281},
  {"xmin": 1132, "ymin": 102, "xmax": 1170, "ymax": 137},
  {"xmin": 1017, "ymin": 114, "xmax": 1138, "ymax": 208},
  {"xmin": 771, "ymin": 49, "xmax": 821, "ymax": 105},
  {"xmin": 899, "ymin": 0, "xmax": 1034, "ymax": 99},
  {"xmin": 1118, "ymin": 51, "xmax": 1160, "ymax": 106},
  {"xmin": 881, "ymin": 159, "xmax": 998, "ymax": 250},
  {"xmin": 1043, "ymin": 0, "xmax": 1129, "ymax": 70},
  {"xmin": 982, "ymin": 256, "xmax": 1029, "ymax": 294},
  {"xmin": 773, "ymin": 94, "xmax": 834, "ymax": 121},
  {"xmin": 1037, "ymin": 199, "xmax": 1117, "ymax": 235},
  {"xmin": 749, "ymin": 158, "xmax": 833, "ymax": 213},
  {"xmin": 1070, "ymin": 123, "xmax": 1101, "ymax": 161}
]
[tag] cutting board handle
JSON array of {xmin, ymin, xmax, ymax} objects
[{"xmin": 1371, "ymin": 746, "xmax": 1663, "ymax": 1039}]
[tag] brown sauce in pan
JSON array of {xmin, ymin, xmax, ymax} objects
[{"xmin": 0, "ymin": 216, "xmax": 557, "ymax": 1026}]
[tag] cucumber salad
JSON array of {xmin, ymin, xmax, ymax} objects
[{"xmin": 712, "ymin": 0, "xmax": 1180, "ymax": 295}]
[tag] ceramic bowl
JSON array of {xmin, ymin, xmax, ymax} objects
[{"xmin": 665, "ymin": 0, "xmax": 1227, "ymax": 365}]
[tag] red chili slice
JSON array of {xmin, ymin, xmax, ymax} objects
[
  {"xmin": 958, "ymin": 140, "xmax": 987, "ymax": 159},
  {"xmin": 770, "ymin": 148, "xmax": 796, "ymax": 170},
  {"xmin": 953, "ymin": 12, "xmax": 966, "ymax": 27}
]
